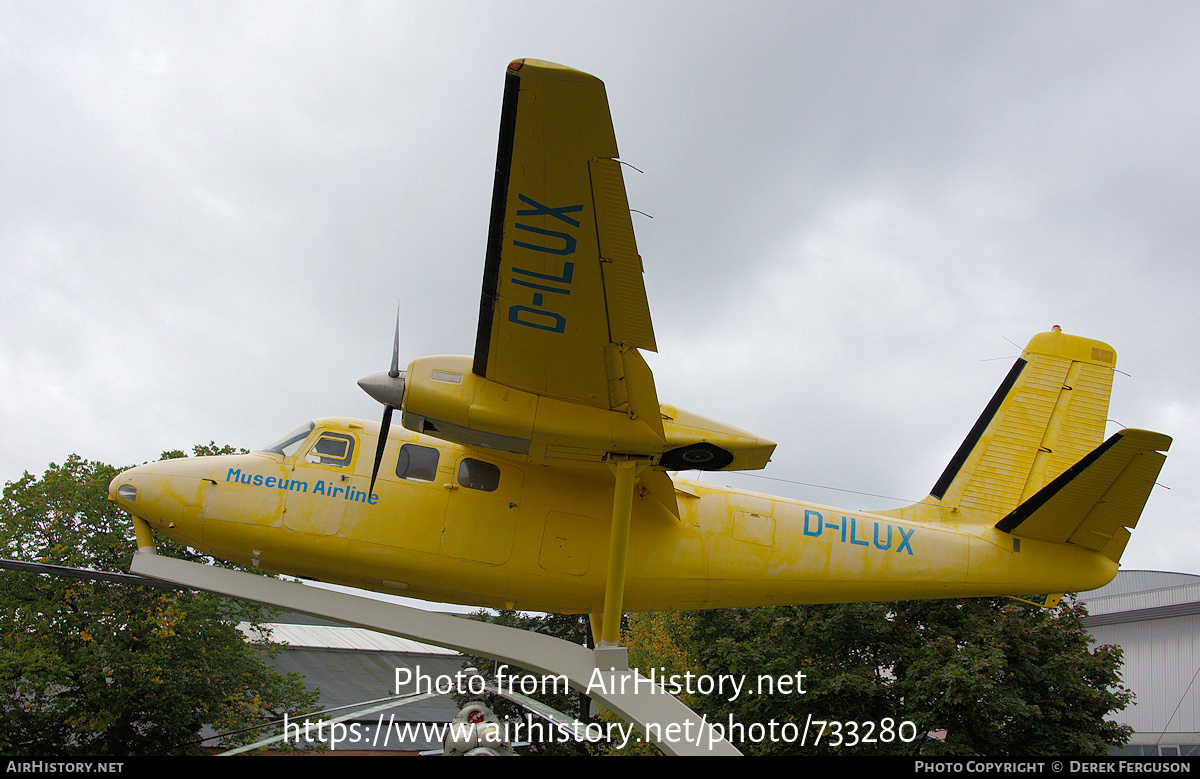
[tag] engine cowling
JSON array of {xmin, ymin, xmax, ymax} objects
[{"xmin": 401, "ymin": 355, "xmax": 775, "ymax": 471}]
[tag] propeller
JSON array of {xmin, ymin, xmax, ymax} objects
[{"xmin": 358, "ymin": 311, "xmax": 406, "ymax": 497}]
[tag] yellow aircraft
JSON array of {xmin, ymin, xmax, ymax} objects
[{"xmin": 109, "ymin": 59, "xmax": 1171, "ymax": 647}]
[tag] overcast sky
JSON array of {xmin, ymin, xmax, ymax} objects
[{"xmin": 3, "ymin": 1, "xmax": 1198, "ymax": 578}]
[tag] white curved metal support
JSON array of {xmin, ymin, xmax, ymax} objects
[{"xmin": 130, "ymin": 552, "xmax": 740, "ymax": 756}]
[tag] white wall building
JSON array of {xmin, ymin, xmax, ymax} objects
[{"xmin": 1082, "ymin": 570, "xmax": 1200, "ymax": 756}]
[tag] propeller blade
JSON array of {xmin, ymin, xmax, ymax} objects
[
  {"xmin": 389, "ymin": 306, "xmax": 401, "ymax": 379},
  {"xmin": 363, "ymin": 304, "xmax": 405, "ymax": 498},
  {"xmin": 369, "ymin": 404, "xmax": 393, "ymax": 497}
]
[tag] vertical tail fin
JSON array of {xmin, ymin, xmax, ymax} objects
[{"xmin": 929, "ymin": 327, "xmax": 1117, "ymax": 518}]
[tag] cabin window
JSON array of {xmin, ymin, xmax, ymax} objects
[
  {"xmin": 458, "ymin": 458, "xmax": 500, "ymax": 492},
  {"xmin": 305, "ymin": 432, "xmax": 355, "ymax": 467},
  {"xmin": 396, "ymin": 444, "xmax": 439, "ymax": 482}
]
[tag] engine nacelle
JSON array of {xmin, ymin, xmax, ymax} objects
[{"xmin": 402, "ymin": 355, "xmax": 775, "ymax": 470}]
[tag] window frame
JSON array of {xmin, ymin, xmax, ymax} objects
[{"xmin": 304, "ymin": 431, "xmax": 356, "ymax": 468}]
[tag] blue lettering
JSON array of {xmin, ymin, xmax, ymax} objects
[
  {"xmin": 799, "ymin": 507, "xmax": 911, "ymax": 556},
  {"xmin": 516, "ymin": 194, "xmax": 583, "ymax": 227},
  {"xmin": 509, "ymin": 305, "xmax": 566, "ymax": 333},
  {"xmin": 873, "ymin": 523, "xmax": 893, "ymax": 551},
  {"xmin": 508, "ymin": 196, "xmax": 577, "ymax": 332},
  {"xmin": 514, "ymin": 224, "xmax": 576, "ymax": 255},
  {"xmin": 849, "ymin": 517, "xmax": 868, "ymax": 546},
  {"xmin": 803, "ymin": 509, "xmax": 823, "ymax": 537},
  {"xmin": 514, "ymin": 261, "xmax": 574, "ymax": 285},
  {"xmin": 313, "ymin": 481, "xmax": 326, "ymax": 496},
  {"xmin": 227, "ymin": 468, "xmax": 308, "ymax": 493}
]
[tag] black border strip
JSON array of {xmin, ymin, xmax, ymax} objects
[
  {"xmin": 930, "ymin": 358, "xmax": 1027, "ymax": 499},
  {"xmin": 472, "ymin": 69, "xmax": 522, "ymax": 377},
  {"xmin": 995, "ymin": 432, "xmax": 1124, "ymax": 533}
]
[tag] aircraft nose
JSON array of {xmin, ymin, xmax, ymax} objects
[
  {"xmin": 108, "ymin": 459, "xmax": 211, "ymax": 550},
  {"xmin": 108, "ymin": 468, "xmax": 141, "ymax": 506}
]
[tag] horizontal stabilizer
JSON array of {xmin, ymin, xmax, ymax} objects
[{"xmin": 995, "ymin": 429, "xmax": 1171, "ymax": 561}]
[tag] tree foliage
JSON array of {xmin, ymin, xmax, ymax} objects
[
  {"xmin": 0, "ymin": 450, "xmax": 320, "ymax": 755},
  {"xmin": 621, "ymin": 598, "xmax": 1132, "ymax": 756}
]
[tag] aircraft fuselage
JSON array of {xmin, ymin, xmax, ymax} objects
[{"xmin": 111, "ymin": 416, "xmax": 1116, "ymax": 613}]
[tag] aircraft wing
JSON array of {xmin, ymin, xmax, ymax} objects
[
  {"xmin": 398, "ymin": 60, "xmax": 774, "ymax": 477},
  {"xmin": 472, "ymin": 59, "xmax": 662, "ymax": 437},
  {"xmin": 995, "ymin": 428, "xmax": 1171, "ymax": 562}
]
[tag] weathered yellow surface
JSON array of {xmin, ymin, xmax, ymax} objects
[{"xmin": 110, "ymin": 405, "xmax": 1162, "ymax": 614}]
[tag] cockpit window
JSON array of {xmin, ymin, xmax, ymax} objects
[
  {"xmin": 396, "ymin": 444, "xmax": 439, "ymax": 482},
  {"xmin": 256, "ymin": 422, "xmax": 315, "ymax": 457},
  {"xmin": 305, "ymin": 432, "xmax": 355, "ymax": 467}
]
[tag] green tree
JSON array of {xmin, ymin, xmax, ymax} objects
[
  {"xmin": 624, "ymin": 598, "xmax": 1132, "ymax": 756},
  {"xmin": 0, "ymin": 450, "xmax": 321, "ymax": 755}
]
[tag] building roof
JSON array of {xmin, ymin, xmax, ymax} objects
[
  {"xmin": 241, "ymin": 614, "xmax": 467, "ymax": 752},
  {"xmin": 1081, "ymin": 570, "xmax": 1200, "ymax": 627}
]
